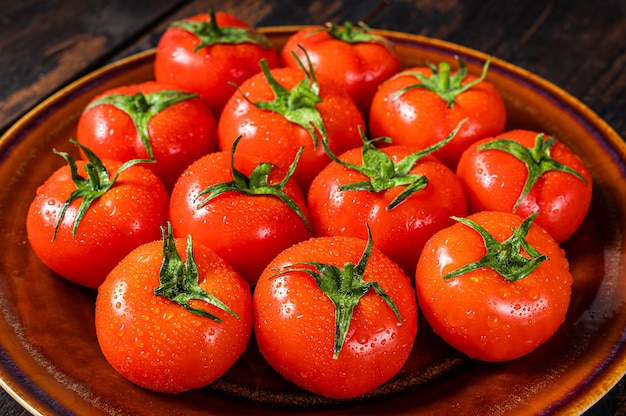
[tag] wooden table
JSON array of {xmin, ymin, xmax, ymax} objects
[{"xmin": 1, "ymin": 0, "xmax": 625, "ymax": 414}]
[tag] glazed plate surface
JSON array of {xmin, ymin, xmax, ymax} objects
[{"xmin": 1, "ymin": 27, "xmax": 625, "ymax": 415}]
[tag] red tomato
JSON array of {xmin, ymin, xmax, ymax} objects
[
  {"xmin": 280, "ymin": 22, "xmax": 401, "ymax": 114},
  {"xmin": 456, "ymin": 129, "xmax": 593, "ymax": 242},
  {"xmin": 76, "ymin": 81, "xmax": 217, "ymax": 190},
  {"xmin": 254, "ymin": 230, "xmax": 417, "ymax": 398},
  {"xmin": 217, "ymin": 56, "xmax": 365, "ymax": 192},
  {"xmin": 169, "ymin": 142, "xmax": 312, "ymax": 286},
  {"xmin": 96, "ymin": 225, "xmax": 252, "ymax": 393},
  {"xmin": 307, "ymin": 131, "xmax": 467, "ymax": 276},
  {"xmin": 369, "ymin": 57, "xmax": 506, "ymax": 169},
  {"xmin": 26, "ymin": 142, "xmax": 169, "ymax": 288},
  {"xmin": 415, "ymin": 211, "xmax": 573, "ymax": 362},
  {"xmin": 154, "ymin": 10, "xmax": 278, "ymax": 116}
]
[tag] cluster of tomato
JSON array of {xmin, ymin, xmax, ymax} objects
[{"xmin": 25, "ymin": 10, "xmax": 593, "ymax": 400}]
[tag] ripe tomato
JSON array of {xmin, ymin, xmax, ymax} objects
[
  {"xmin": 96, "ymin": 224, "xmax": 252, "ymax": 393},
  {"xmin": 217, "ymin": 54, "xmax": 365, "ymax": 192},
  {"xmin": 76, "ymin": 80, "xmax": 217, "ymax": 190},
  {"xmin": 456, "ymin": 129, "xmax": 593, "ymax": 242},
  {"xmin": 280, "ymin": 22, "xmax": 401, "ymax": 114},
  {"xmin": 307, "ymin": 127, "xmax": 467, "ymax": 276},
  {"xmin": 253, "ymin": 229, "xmax": 417, "ymax": 399},
  {"xmin": 369, "ymin": 57, "xmax": 506, "ymax": 169},
  {"xmin": 169, "ymin": 139, "xmax": 312, "ymax": 286},
  {"xmin": 26, "ymin": 141, "xmax": 169, "ymax": 288},
  {"xmin": 154, "ymin": 10, "xmax": 278, "ymax": 116},
  {"xmin": 415, "ymin": 211, "xmax": 573, "ymax": 362}
]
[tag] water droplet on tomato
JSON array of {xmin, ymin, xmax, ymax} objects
[
  {"xmin": 487, "ymin": 315, "xmax": 499, "ymax": 329},
  {"xmin": 355, "ymin": 332, "xmax": 369, "ymax": 345}
]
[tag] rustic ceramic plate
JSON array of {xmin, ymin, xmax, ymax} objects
[{"xmin": 1, "ymin": 27, "xmax": 625, "ymax": 416}]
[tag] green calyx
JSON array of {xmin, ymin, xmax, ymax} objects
[
  {"xmin": 52, "ymin": 139, "xmax": 153, "ymax": 241},
  {"xmin": 272, "ymin": 225, "xmax": 402, "ymax": 359},
  {"xmin": 393, "ymin": 56, "xmax": 492, "ymax": 108},
  {"xmin": 322, "ymin": 120, "xmax": 467, "ymax": 210},
  {"xmin": 477, "ymin": 133, "xmax": 588, "ymax": 212},
  {"xmin": 154, "ymin": 223, "xmax": 240, "ymax": 322},
  {"xmin": 320, "ymin": 20, "xmax": 396, "ymax": 55},
  {"xmin": 195, "ymin": 136, "xmax": 310, "ymax": 231},
  {"xmin": 170, "ymin": 9, "xmax": 273, "ymax": 52},
  {"xmin": 443, "ymin": 213, "xmax": 548, "ymax": 282},
  {"xmin": 85, "ymin": 89, "xmax": 198, "ymax": 159},
  {"xmin": 241, "ymin": 48, "xmax": 328, "ymax": 149}
]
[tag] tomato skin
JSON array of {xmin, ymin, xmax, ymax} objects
[
  {"xmin": 76, "ymin": 81, "xmax": 217, "ymax": 190},
  {"xmin": 456, "ymin": 129, "xmax": 593, "ymax": 242},
  {"xmin": 307, "ymin": 145, "xmax": 467, "ymax": 276},
  {"xmin": 26, "ymin": 160, "xmax": 169, "ymax": 288},
  {"xmin": 154, "ymin": 12, "xmax": 278, "ymax": 116},
  {"xmin": 369, "ymin": 66, "xmax": 506, "ymax": 169},
  {"xmin": 168, "ymin": 151, "xmax": 312, "ymax": 286},
  {"xmin": 415, "ymin": 211, "xmax": 573, "ymax": 362},
  {"xmin": 280, "ymin": 26, "xmax": 401, "ymax": 114},
  {"xmin": 253, "ymin": 235, "xmax": 417, "ymax": 399},
  {"xmin": 95, "ymin": 237, "xmax": 252, "ymax": 393},
  {"xmin": 217, "ymin": 67, "xmax": 365, "ymax": 192}
]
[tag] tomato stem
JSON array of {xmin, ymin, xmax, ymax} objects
[
  {"xmin": 170, "ymin": 9, "xmax": 273, "ymax": 52},
  {"xmin": 51, "ymin": 139, "xmax": 153, "ymax": 241},
  {"xmin": 392, "ymin": 56, "xmax": 492, "ymax": 108},
  {"xmin": 317, "ymin": 20, "xmax": 396, "ymax": 55},
  {"xmin": 235, "ymin": 47, "xmax": 328, "ymax": 149},
  {"xmin": 85, "ymin": 90, "xmax": 198, "ymax": 159},
  {"xmin": 477, "ymin": 133, "xmax": 588, "ymax": 212},
  {"xmin": 271, "ymin": 225, "xmax": 402, "ymax": 358},
  {"xmin": 154, "ymin": 223, "xmax": 239, "ymax": 322},
  {"xmin": 443, "ymin": 213, "xmax": 548, "ymax": 282},
  {"xmin": 321, "ymin": 120, "xmax": 466, "ymax": 210},
  {"xmin": 194, "ymin": 136, "xmax": 310, "ymax": 231}
]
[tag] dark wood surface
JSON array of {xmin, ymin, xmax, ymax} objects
[{"xmin": 1, "ymin": 0, "xmax": 625, "ymax": 414}]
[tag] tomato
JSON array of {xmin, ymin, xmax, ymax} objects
[
  {"xmin": 307, "ymin": 126, "xmax": 467, "ymax": 276},
  {"xmin": 26, "ymin": 141, "xmax": 169, "ymax": 288},
  {"xmin": 415, "ymin": 211, "xmax": 573, "ymax": 362},
  {"xmin": 96, "ymin": 224, "xmax": 252, "ymax": 393},
  {"xmin": 280, "ymin": 22, "xmax": 401, "ymax": 114},
  {"xmin": 154, "ymin": 10, "xmax": 278, "ymax": 116},
  {"xmin": 456, "ymin": 129, "xmax": 593, "ymax": 242},
  {"xmin": 76, "ymin": 80, "xmax": 217, "ymax": 190},
  {"xmin": 217, "ymin": 54, "xmax": 365, "ymax": 192},
  {"xmin": 169, "ymin": 138, "xmax": 312, "ymax": 286},
  {"xmin": 369, "ymin": 57, "xmax": 506, "ymax": 169},
  {"xmin": 253, "ymin": 228, "xmax": 417, "ymax": 398}
]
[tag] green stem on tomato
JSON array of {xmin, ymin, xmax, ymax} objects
[
  {"xmin": 392, "ymin": 56, "xmax": 492, "ymax": 108},
  {"xmin": 235, "ymin": 47, "xmax": 328, "ymax": 150},
  {"xmin": 154, "ymin": 222, "xmax": 239, "ymax": 322},
  {"xmin": 85, "ymin": 90, "xmax": 198, "ymax": 159},
  {"xmin": 170, "ymin": 9, "xmax": 273, "ymax": 51},
  {"xmin": 194, "ymin": 135, "xmax": 310, "ymax": 231},
  {"xmin": 318, "ymin": 20, "xmax": 396, "ymax": 55},
  {"xmin": 271, "ymin": 224, "xmax": 402, "ymax": 359},
  {"xmin": 321, "ymin": 119, "xmax": 467, "ymax": 210},
  {"xmin": 52, "ymin": 139, "xmax": 153, "ymax": 241},
  {"xmin": 477, "ymin": 133, "xmax": 588, "ymax": 212},
  {"xmin": 443, "ymin": 212, "xmax": 548, "ymax": 282}
]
